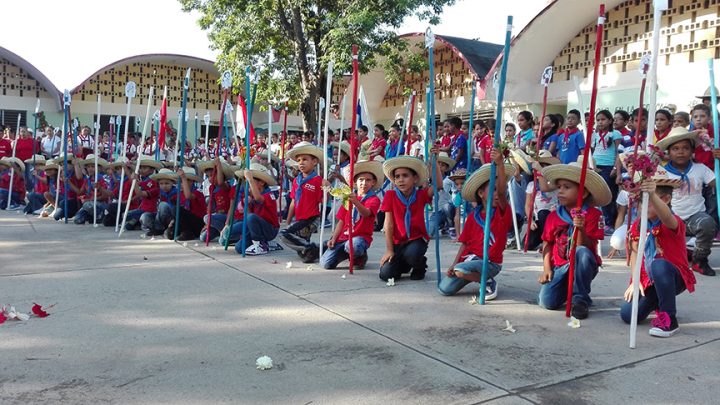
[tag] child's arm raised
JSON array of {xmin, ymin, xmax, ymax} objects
[
  {"xmin": 641, "ymin": 180, "xmax": 677, "ymax": 230},
  {"xmin": 178, "ymin": 169, "xmax": 193, "ymax": 201},
  {"xmin": 380, "ymin": 210, "xmax": 395, "ymax": 266},
  {"xmin": 244, "ymin": 171, "xmax": 263, "ymax": 202},
  {"xmin": 348, "ymin": 193, "xmax": 371, "ymax": 217},
  {"xmin": 492, "ymin": 148, "xmax": 508, "ymax": 209}
]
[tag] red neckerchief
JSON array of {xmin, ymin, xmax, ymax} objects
[
  {"xmin": 564, "ymin": 127, "xmax": 578, "ymax": 143},
  {"xmin": 597, "ymin": 130, "xmax": 609, "ymax": 147},
  {"xmin": 655, "ymin": 128, "xmax": 671, "ymax": 141}
]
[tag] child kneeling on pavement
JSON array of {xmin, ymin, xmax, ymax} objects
[{"xmin": 234, "ymin": 163, "xmax": 281, "ymax": 255}]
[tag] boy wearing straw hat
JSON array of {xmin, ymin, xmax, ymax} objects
[
  {"xmin": 72, "ymin": 154, "xmax": 112, "ymax": 224},
  {"xmin": 0, "ymin": 157, "xmax": 26, "ymax": 210},
  {"xmin": 379, "ymin": 152, "xmax": 444, "ymax": 281},
  {"xmin": 233, "ymin": 163, "xmax": 281, "ymax": 255},
  {"xmin": 143, "ymin": 168, "xmax": 180, "ymax": 236},
  {"xmin": 523, "ymin": 151, "xmax": 560, "ymax": 252},
  {"xmin": 658, "ymin": 127, "xmax": 717, "ymax": 276},
  {"xmin": 537, "ymin": 157, "xmax": 611, "ymax": 319},
  {"xmin": 279, "ymin": 141, "xmax": 325, "ymax": 262},
  {"xmin": 316, "ymin": 158, "xmax": 383, "ymax": 269},
  {"xmin": 428, "ymin": 152, "xmax": 457, "ymax": 240},
  {"xmin": 122, "ymin": 156, "xmax": 163, "ymax": 231},
  {"xmin": 620, "ymin": 168, "xmax": 696, "ymax": 337},
  {"xmin": 23, "ymin": 158, "xmax": 51, "ymax": 215},
  {"xmin": 438, "ymin": 150, "xmax": 514, "ymax": 297},
  {"xmin": 165, "ymin": 166, "xmax": 207, "ymax": 241}
]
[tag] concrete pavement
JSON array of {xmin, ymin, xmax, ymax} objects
[{"xmin": 1, "ymin": 210, "xmax": 719, "ymax": 404}]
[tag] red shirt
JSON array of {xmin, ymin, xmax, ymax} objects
[
  {"xmin": 477, "ymin": 133, "xmax": 493, "ymax": 163},
  {"xmin": 250, "ymin": 190, "xmax": 280, "ymax": 228},
  {"xmin": 112, "ymin": 176, "xmax": 139, "ymax": 209},
  {"xmin": 138, "ymin": 177, "xmax": 160, "ymax": 213},
  {"xmin": 370, "ymin": 138, "xmax": 387, "ymax": 157},
  {"xmin": 694, "ymin": 124, "xmax": 714, "ymax": 170},
  {"xmin": 79, "ymin": 176, "xmax": 109, "ymax": 203},
  {"xmin": 542, "ymin": 207, "xmax": 604, "ymax": 267},
  {"xmin": 14, "ymin": 138, "xmax": 34, "ymax": 161},
  {"xmin": 0, "ymin": 139, "xmax": 11, "ymax": 158},
  {"xmin": 290, "ymin": 174, "xmax": 323, "ymax": 221},
  {"xmin": 35, "ymin": 172, "xmax": 49, "ymax": 194},
  {"xmin": 181, "ymin": 189, "xmax": 207, "ymax": 219},
  {"xmin": 381, "ymin": 188, "xmax": 431, "ymax": 245},
  {"xmin": 0, "ymin": 170, "xmax": 26, "ymax": 198},
  {"xmin": 336, "ymin": 194, "xmax": 381, "ymax": 245},
  {"xmin": 214, "ymin": 185, "xmax": 243, "ymax": 220},
  {"xmin": 460, "ymin": 205, "xmax": 513, "ymax": 264},
  {"xmin": 629, "ymin": 216, "xmax": 696, "ymax": 293},
  {"xmin": 353, "ymin": 136, "xmax": 368, "ymax": 159},
  {"xmin": 440, "ymin": 134, "xmax": 452, "ymax": 148}
]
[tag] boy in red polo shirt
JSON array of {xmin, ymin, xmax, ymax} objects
[
  {"xmin": 437, "ymin": 151, "xmax": 513, "ymax": 298},
  {"xmin": 143, "ymin": 168, "xmax": 179, "ymax": 236},
  {"xmin": 0, "ymin": 157, "xmax": 26, "ymax": 209},
  {"xmin": 279, "ymin": 142, "xmax": 325, "ymax": 262},
  {"xmin": 123, "ymin": 157, "xmax": 161, "ymax": 231},
  {"xmin": 165, "ymin": 166, "xmax": 207, "ymax": 241},
  {"xmin": 537, "ymin": 158, "xmax": 611, "ymax": 319},
  {"xmin": 620, "ymin": 170, "xmax": 696, "ymax": 337},
  {"xmin": 235, "ymin": 163, "xmax": 281, "ymax": 255},
  {"xmin": 103, "ymin": 159, "xmax": 137, "ymax": 227},
  {"xmin": 379, "ymin": 152, "xmax": 443, "ymax": 281},
  {"xmin": 317, "ymin": 159, "xmax": 383, "ymax": 269},
  {"xmin": 72, "ymin": 154, "xmax": 112, "ymax": 224}
]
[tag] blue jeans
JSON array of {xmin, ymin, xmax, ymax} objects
[
  {"xmin": 597, "ymin": 165, "xmax": 618, "ymax": 227},
  {"xmin": 320, "ymin": 237, "xmax": 369, "ymax": 269},
  {"xmin": 234, "ymin": 214, "xmax": 280, "ymax": 253},
  {"xmin": 538, "ymin": 246, "xmax": 599, "ymax": 309},
  {"xmin": 141, "ymin": 201, "xmax": 174, "ymax": 232},
  {"xmin": 437, "ymin": 260, "xmax": 501, "ymax": 296},
  {"xmin": 379, "ymin": 238, "xmax": 428, "ymax": 281},
  {"xmin": 620, "ymin": 259, "xmax": 687, "ymax": 323},
  {"xmin": 0, "ymin": 190, "xmax": 22, "ymax": 208},
  {"xmin": 201, "ymin": 213, "xmax": 242, "ymax": 244},
  {"xmin": 24, "ymin": 192, "xmax": 47, "ymax": 214},
  {"xmin": 74, "ymin": 201, "xmax": 107, "ymax": 224},
  {"xmin": 53, "ymin": 198, "xmax": 79, "ymax": 221},
  {"xmin": 428, "ymin": 202, "xmax": 455, "ymax": 236}
]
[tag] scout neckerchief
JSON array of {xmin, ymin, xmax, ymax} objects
[
  {"xmin": 394, "ymin": 186, "xmax": 416, "ymax": 239},
  {"xmin": 556, "ymin": 204, "xmax": 589, "ymax": 259},
  {"xmin": 352, "ymin": 189, "xmax": 377, "ymax": 224},
  {"xmin": 562, "ymin": 127, "xmax": 579, "ymax": 150},
  {"xmin": 596, "ymin": 129, "xmax": 610, "ymax": 149},
  {"xmin": 664, "ymin": 161, "xmax": 692, "ymax": 187},
  {"xmin": 294, "ymin": 170, "xmax": 317, "ymax": 206},
  {"xmin": 473, "ymin": 203, "xmax": 495, "ymax": 246},
  {"xmin": 159, "ymin": 187, "xmax": 178, "ymax": 203},
  {"xmin": 641, "ymin": 218, "xmax": 662, "ymax": 275}
]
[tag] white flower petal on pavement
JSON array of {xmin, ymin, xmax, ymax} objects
[
  {"xmin": 341, "ymin": 274, "xmax": 346, "ymax": 279},
  {"xmin": 503, "ymin": 320, "xmax": 516, "ymax": 333},
  {"xmin": 568, "ymin": 316, "xmax": 581, "ymax": 329},
  {"xmin": 285, "ymin": 261, "xmax": 293, "ymax": 269},
  {"xmin": 256, "ymin": 355, "xmax": 273, "ymax": 370},
  {"xmin": 386, "ymin": 278, "xmax": 395, "ymax": 287},
  {"xmin": 468, "ymin": 296, "xmax": 478, "ymax": 305}
]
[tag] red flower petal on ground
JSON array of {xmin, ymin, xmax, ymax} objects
[
  {"xmin": 31, "ymin": 303, "xmax": 49, "ymax": 318},
  {"xmin": 0, "ymin": 311, "xmax": 6, "ymax": 324}
]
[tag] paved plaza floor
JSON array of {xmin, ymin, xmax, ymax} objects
[{"xmin": 1, "ymin": 211, "xmax": 719, "ymax": 404}]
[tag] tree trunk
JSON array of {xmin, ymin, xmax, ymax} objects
[{"xmin": 300, "ymin": 81, "xmax": 318, "ymax": 133}]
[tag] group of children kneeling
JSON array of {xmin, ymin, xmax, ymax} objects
[{"xmin": 1, "ymin": 125, "xmax": 707, "ymax": 339}]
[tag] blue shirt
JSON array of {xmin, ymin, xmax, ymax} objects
[
  {"xmin": 542, "ymin": 133, "xmax": 558, "ymax": 155},
  {"xmin": 558, "ymin": 130, "xmax": 585, "ymax": 164},
  {"xmin": 452, "ymin": 133, "xmax": 468, "ymax": 169},
  {"xmin": 591, "ymin": 130, "xmax": 622, "ymax": 166}
]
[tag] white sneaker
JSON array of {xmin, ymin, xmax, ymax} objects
[
  {"xmin": 687, "ymin": 237, "xmax": 696, "ymax": 248},
  {"xmin": 245, "ymin": 241, "xmax": 269, "ymax": 256},
  {"xmin": 267, "ymin": 241, "xmax": 283, "ymax": 251}
]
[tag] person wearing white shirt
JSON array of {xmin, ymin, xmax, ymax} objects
[{"xmin": 41, "ymin": 126, "xmax": 61, "ymax": 158}]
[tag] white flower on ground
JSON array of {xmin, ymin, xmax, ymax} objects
[
  {"xmin": 285, "ymin": 261, "xmax": 293, "ymax": 269},
  {"xmin": 503, "ymin": 320, "xmax": 516, "ymax": 333},
  {"xmin": 341, "ymin": 274, "xmax": 346, "ymax": 279},
  {"xmin": 386, "ymin": 278, "xmax": 395, "ymax": 287},
  {"xmin": 468, "ymin": 296, "xmax": 478, "ymax": 305},
  {"xmin": 568, "ymin": 316, "xmax": 581, "ymax": 329},
  {"xmin": 256, "ymin": 355, "xmax": 273, "ymax": 370}
]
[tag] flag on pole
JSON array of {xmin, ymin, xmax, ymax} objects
[
  {"xmin": 237, "ymin": 94, "xmax": 256, "ymax": 144},
  {"xmin": 158, "ymin": 92, "xmax": 168, "ymax": 149}
]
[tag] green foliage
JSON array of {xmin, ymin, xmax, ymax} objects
[{"xmin": 180, "ymin": 0, "xmax": 456, "ymax": 129}]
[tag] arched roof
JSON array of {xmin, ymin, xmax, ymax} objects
[
  {"xmin": 484, "ymin": 0, "xmax": 625, "ymax": 103},
  {"xmin": 0, "ymin": 45, "xmax": 62, "ymax": 110},
  {"xmin": 71, "ymin": 54, "xmax": 218, "ymax": 93}
]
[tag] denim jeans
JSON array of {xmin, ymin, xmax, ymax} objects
[
  {"xmin": 620, "ymin": 259, "xmax": 687, "ymax": 323},
  {"xmin": 200, "ymin": 213, "xmax": 234, "ymax": 243},
  {"xmin": 24, "ymin": 192, "xmax": 47, "ymax": 214},
  {"xmin": 234, "ymin": 214, "xmax": 280, "ymax": 253},
  {"xmin": 320, "ymin": 237, "xmax": 369, "ymax": 269},
  {"xmin": 538, "ymin": 246, "xmax": 599, "ymax": 309},
  {"xmin": 141, "ymin": 201, "xmax": 174, "ymax": 232},
  {"xmin": 685, "ymin": 211, "xmax": 717, "ymax": 262},
  {"xmin": 437, "ymin": 260, "xmax": 502, "ymax": 296},
  {"xmin": 428, "ymin": 202, "xmax": 455, "ymax": 236},
  {"xmin": 74, "ymin": 201, "xmax": 107, "ymax": 224},
  {"xmin": 597, "ymin": 165, "xmax": 618, "ymax": 227},
  {"xmin": 379, "ymin": 238, "xmax": 428, "ymax": 281},
  {"xmin": 53, "ymin": 199, "xmax": 79, "ymax": 221},
  {"xmin": 525, "ymin": 209, "xmax": 550, "ymax": 251},
  {"xmin": 279, "ymin": 216, "xmax": 320, "ymax": 251},
  {"xmin": 0, "ymin": 190, "xmax": 22, "ymax": 208}
]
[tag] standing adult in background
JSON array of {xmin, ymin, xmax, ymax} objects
[{"xmin": 40, "ymin": 126, "xmax": 60, "ymax": 158}]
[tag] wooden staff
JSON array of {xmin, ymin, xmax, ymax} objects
[
  {"xmin": 479, "ymin": 16, "xmax": 513, "ymax": 304},
  {"xmin": 564, "ymin": 5, "xmax": 605, "ymax": 317},
  {"xmin": 347, "ymin": 45, "xmax": 360, "ymax": 275}
]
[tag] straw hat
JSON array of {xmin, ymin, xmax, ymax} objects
[
  {"xmin": 537, "ymin": 150, "xmax": 560, "ymax": 165},
  {"xmin": 179, "ymin": 166, "xmax": 202, "ymax": 183},
  {"xmin": 221, "ymin": 162, "xmax": 237, "ymax": 179},
  {"xmin": 195, "ymin": 160, "xmax": 214, "ymax": 174},
  {"xmin": 136, "ymin": 155, "xmax": 163, "ymax": 170},
  {"xmin": 697, "ymin": 86, "xmax": 720, "ymax": 99},
  {"xmin": 510, "ymin": 148, "xmax": 533, "ymax": 174},
  {"xmin": 437, "ymin": 152, "xmax": 456, "ymax": 171},
  {"xmin": 654, "ymin": 127, "xmax": 699, "ymax": 151},
  {"xmin": 461, "ymin": 163, "xmax": 515, "ymax": 202},
  {"xmin": 383, "ymin": 156, "xmax": 429, "ymax": 185},
  {"xmin": 285, "ymin": 159, "xmax": 299, "ymax": 169},
  {"xmin": 286, "ymin": 141, "xmax": 324, "ymax": 162},
  {"xmin": 330, "ymin": 141, "xmax": 351, "ymax": 158},
  {"xmin": 43, "ymin": 161, "xmax": 59, "ymax": 171},
  {"xmin": 110, "ymin": 157, "xmax": 131, "ymax": 168},
  {"xmin": 161, "ymin": 161, "xmax": 175, "ymax": 168},
  {"xmin": 235, "ymin": 162, "xmax": 277, "ymax": 186},
  {"xmin": 150, "ymin": 168, "xmax": 179, "ymax": 182},
  {"xmin": 81, "ymin": 154, "xmax": 109, "ymax": 168},
  {"xmin": 24, "ymin": 155, "xmax": 46, "ymax": 166},
  {"xmin": 0, "ymin": 157, "xmax": 25, "ymax": 173},
  {"xmin": 652, "ymin": 167, "xmax": 683, "ymax": 188},
  {"xmin": 449, "ymin": 168, "xmax": 467, "ymax": 181},
  {"xmin": 542, "ymin": 157, "xmax": 612, "ymax": 207},
  {"xmin": 353, "ymin": 159, "xmax": 385, "ymax": 189}
]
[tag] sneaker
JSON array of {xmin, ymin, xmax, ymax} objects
[
  {"xmin": 246, "ymin": 241, "xmax": 269, "ymax": 256},
  {"xmin": 604, "ymin": 225, "xmax": 614, "ymax": 236},
  {"xmin": 323, "ymin": 219, "xmax": 332, "ymax": 228},
  {"xmin": 691, "ymin": 260, "xmax": 716, "ymax": 276},
  {"xmin": 686, "ymin": 237, "xmax": 696, "ymax": 248},
  {"xmin": 355, "ymin": 254, "xmax": 368, "ymax": 269},
  {"xmin": 409, "ymin": 268, "xmax": 426, "ymax": 280},
  {"xmin": 8, "ymin": 203, "xmax": 23, "ymax": 211},
  {"xmin": 485, "ymin": 278, "xmax": 498, "ymax": 301},
  {"xmin": 649, "ymin": 311, "xmax": 679, "ymax": 337},
  {"xmin": 177, "ymin": 231, "xmax": 195, "ymax": 241},
  {"xmin": 299, "ymin": 245, "xmax": 319, "ymax": 263},
  {"xmin": 505, "ymin": 236, "xmax": 516, "ymax": 250},
  {"xmin": 164, "ymin": 226, "xmax": 174, "ymax": 240},
  {"xmin": 448, "ymin": 227, "xmax": 457, "ymax": 240},
  {"xmin": 267, "ymin": 241, "xmax": 283, "ymax": 251},
  {"xmin": 125, "ymin": 218, "xmax": 140, "ymax": 230},
  {"xmin": 571, "ymin": 301, "xmax": 589, "ymax": 319}
]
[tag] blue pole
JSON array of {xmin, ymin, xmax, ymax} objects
[
  {"xmin": 154, "ymin": 118, "xmax": 160, "ymax": 161},
  {"xmin": 710, "ymin": 59, "xmax": 720, "ymax": 225},
  {"xmin": 240, "ymin": 68, "xmax": 257, "ymax": 256},
  {"xmin": 462, "ymin": 82, "xmax": 477, "ymax": 229},
  {"xmin": 427, "ymin": 37, "xmax": 442, "ymax": 286},
  {"xmin": 174, "ymin": 69, "xmax": 190, "ymax": 240},
  {"xmin": 63, "ymin": 105, "xmax": 70, "ymax": 224},
  {"xmin": 115, "ymin": 117, "xmax": 122, "ymax": 159},
  {"xmin": 424, "ymin": 87, "xmax": 431, "ymax": 227},
  {"xmin": 479, "ymin": 16, "xmax": 513, "ymax": 305},
  {"xmin": 194, "ymin": 113, "xmax": 199, "ymax": 147}
]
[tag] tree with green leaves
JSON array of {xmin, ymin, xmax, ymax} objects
[{"xmin": 180, "ymin": 0, "xmax": 455, "ymax": 132}]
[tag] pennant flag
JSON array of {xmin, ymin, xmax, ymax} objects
[
  {"xmin": 272, "ymin": 105, "xmax": 283, "ymax": 123},
  {"xmin": 237, "ymin": 94, "xmax": 256, "ymax": 143},
  {"xmin": 158, "ymin": 91, "xmax": 168, "ymax": 149}
]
